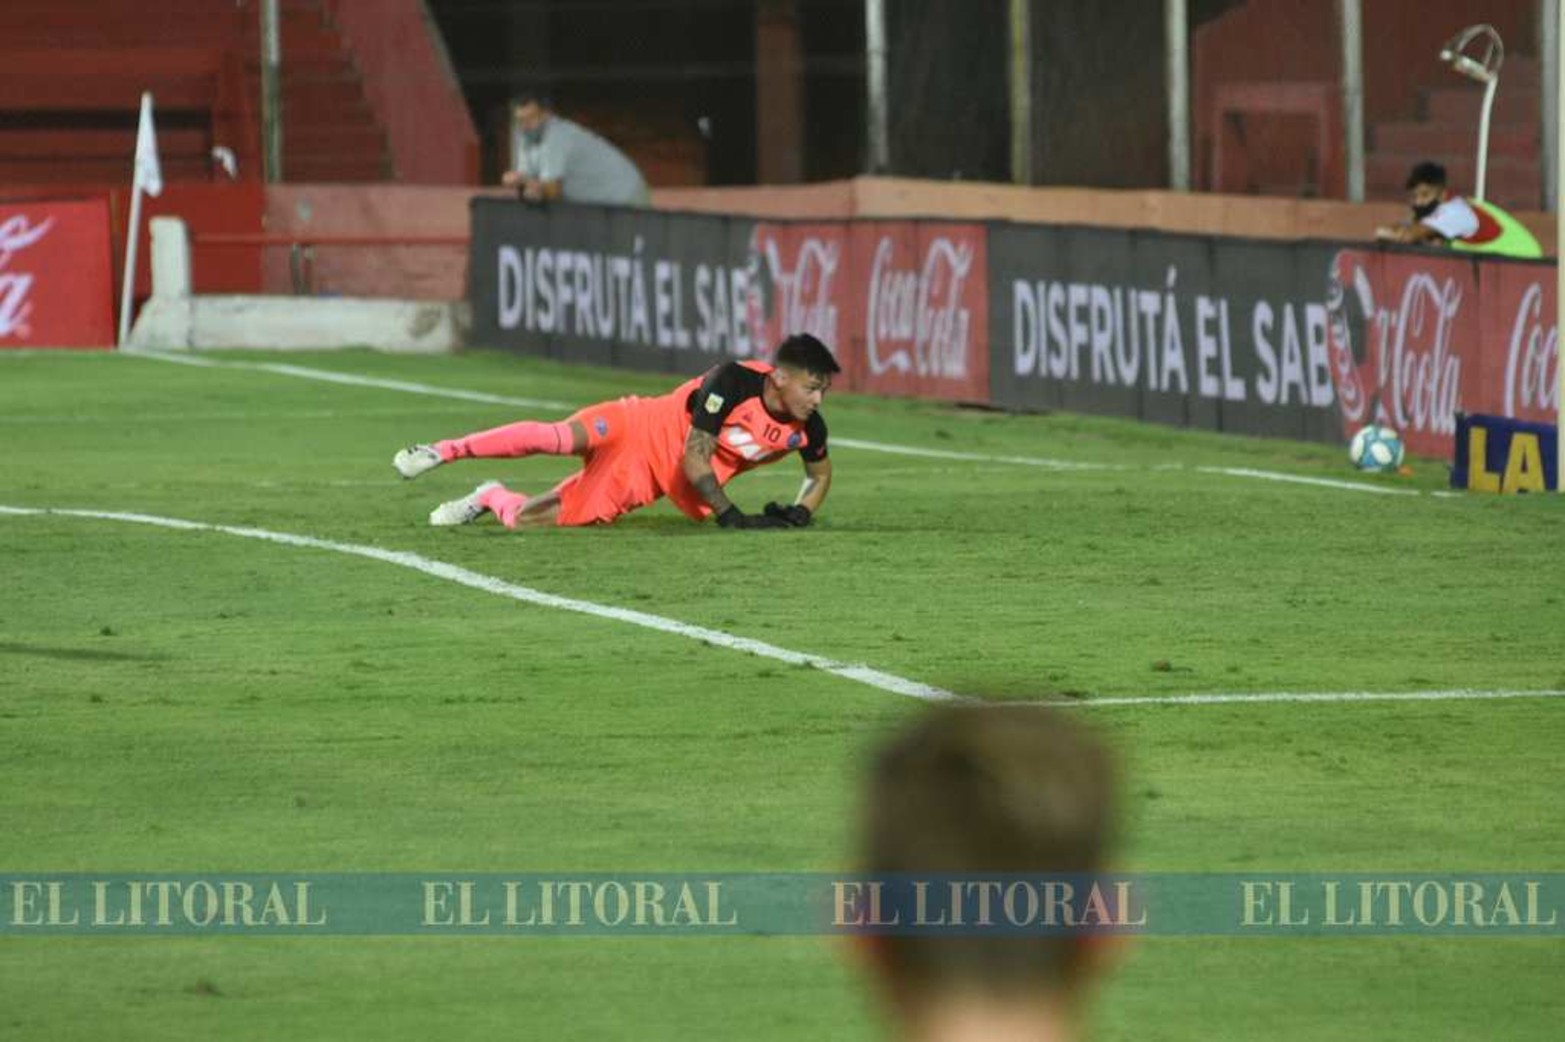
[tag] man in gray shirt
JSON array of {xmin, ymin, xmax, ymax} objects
[{"xmin": 502, "ymin": 92, "xmax": 651, "ymax": 207}]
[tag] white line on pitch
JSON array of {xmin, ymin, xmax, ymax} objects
[
  {"xmin": 18, "ymin": 352, "xmax": 1410, "ymax": 491},
  {"xmin": 129, "ymin": 351, "xmax": 575, "ymax": 412},
  {"xmin": 130, "ymin": 351, "xmax": 222, "ymax": 368},
  {"xmin": 832, "ymin": 437, "xmax": 1120, "ymax": 471},
  {"xmin": 118, "ymin": 350, "xmax": 1345, "ymax": 475},
  {"xmin": 6, "ymin": 505, "xmax": 1556, "ymax": 710},
  {"xmin": 1056, "ymin": 689, "xmax": 1565, "ymax": 708},
  {"xmin": 1195, "ymin": 466, "xmax": 1419, "ymax": 496},
  {"xmin": 0, "ymin": 505, "xmax": 957, "ymax": 704}
]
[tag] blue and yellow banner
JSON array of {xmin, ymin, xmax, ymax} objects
[{"xmin": 1451, "ymin": 413, "xmax": 1558, "ymax": 493}]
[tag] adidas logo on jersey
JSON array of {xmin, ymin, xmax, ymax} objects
[{"xmin": 721, "ymin": 426, "xmax": 779, "ymax": 462}]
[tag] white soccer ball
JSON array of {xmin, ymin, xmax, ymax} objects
[{"xmin": 1348, "ymin": 424, "xmax": 1405, "ymax": 472}]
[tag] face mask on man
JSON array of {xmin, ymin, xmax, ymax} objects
[
  {"xmin": 1411, "ymin": 198, "xmax": 1441, "ymax": 220},
  {"xmin": 523, "ymin": 125, "xmax": 546, "ymax": 147}
]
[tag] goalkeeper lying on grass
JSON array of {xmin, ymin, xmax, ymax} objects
[{"xmin": 393, "ymin": 334, "xmax": 838, "ymax": 532}]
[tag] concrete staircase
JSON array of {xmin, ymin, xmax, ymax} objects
[
  {"xmin": 240, "ymin": 0, "xmax": 391, "ymax": 181},
  {"xmin": 1367, "ymin": 55, "xmax": 1542, "ymax": 211},
  {"xmin": 0, "ymin": 0, "xmax": 392, "ymax": 186}
]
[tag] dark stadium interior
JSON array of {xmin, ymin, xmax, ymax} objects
[{"xmin": 426, "ymin": 0, "xmax": 1254, "ymax": 189}]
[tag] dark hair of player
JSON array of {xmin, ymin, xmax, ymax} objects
[
  {"xmin": 773, "ymin": 333, "xmax": 840, "ymax": 378},
  {"xmin": 512, "ymin": 88, "xmax": 554, "ymax": 110},
  {"xmin": 1405, "ymin": 161, "xmax": 1447, "ymax": 190},
  {"xmin": 862, "ymin": 704, "xmax": 1118, "ymax": 996}
]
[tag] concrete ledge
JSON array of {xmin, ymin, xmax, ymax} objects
[
  {"xmin": 183, "ymin": 296, "xmax": 466, "ymax": 353},
  {"xmin": 653, "ymin": 176, "xmax": 1557, "ymax": 254},
  {"xmin": 127, "ymin": 215, "xmax": 465, "ymax": 353}
]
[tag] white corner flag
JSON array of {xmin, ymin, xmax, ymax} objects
[
  {"xmin": 134, "ymin": 91, "xmax": 163, "ymax": 199},
  {"xmin": 119, "ymin": 91, "xmax": 163, "ymax": 347}
]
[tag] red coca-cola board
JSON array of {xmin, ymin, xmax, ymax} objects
[
  {"xmin": 1480, "ymin": 263, "xmax": 1559, "ymax": 428},
  {"xmin": 741, "ymin": 220, "xmax": 990, "ymax": 401},
  {"xmin": 743, "ymin": 222, "xmax": 852, "ymax": 383},
  {"xmin": 845, "ymin": 222, "xmax": 990, "ymax": 402},
  {"xmin": 0, "ymin": 198, "xmax": 116, "ymax": 349},
  {"xmin": 1326, "ymin": 249, "xmax": 1557, "ymax": 458}
]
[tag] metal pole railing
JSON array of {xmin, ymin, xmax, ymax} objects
[
  {"xmin": 1556, "ymin": 0, "xmax": 1563, "ymax": 485},
  {"xmin": 1543, "ymin": 0, "xmax": 1559, "ymax": 211},
  {"xmin": 864, "ymin": 0, "xmax": 889, "ymax": 172},
  {"xmin": 1009, "ymin": 0, "xmax": 1033, "ymax": 185},
  {"xmin": 261, "ymin": 0, "xmax": 284, "ymax": 183},
  {"xmin": 1339, "ymin": 0, "xmax": 1366, "ymax": 202},
  {"xmin": 1166, "ymin": 0, "xmax": 1190, "ymax": 190}
]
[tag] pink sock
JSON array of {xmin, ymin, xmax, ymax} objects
[
  {"xmin": 437, "ymin": 421, "xmax": 572, "ymax": 461},
  {"xmin": 478, "ymin": 485, "xmax": 530, "ymax": 529}
]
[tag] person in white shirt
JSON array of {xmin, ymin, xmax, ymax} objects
[
  {"xmin": 501, "ymin": 91, "xmax": 651, "ymax": 207},
  {"xmin": 1376, "ymin": 161, "xmax": 1477, "ymax": 246},
  {"xmin": 1374, "ymin": 160, "xmax": 1541, "ymax": 257}
]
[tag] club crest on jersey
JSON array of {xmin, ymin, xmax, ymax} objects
[
  {"xmin": 787, "ymin": 432, "xmax": 802, "ymax": 450},
  {"xmin": 594, "ymin": 417, "xmax": 609, "ymax": 437},
  {"xmin": 703, "ymin": 393, "xmax": 725, "ymax": 414}
]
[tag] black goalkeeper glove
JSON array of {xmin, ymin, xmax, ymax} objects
[
  {"xmin": 716, "ymin": 506, "xmax": 789, "ymax": 530},
  {"xmin": 762, "ymin": 502, "xmax": 812, "ymax": 527}
]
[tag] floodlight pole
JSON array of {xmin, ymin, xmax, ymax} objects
[
  {"xmin": 1339, "ymin": 0, "xmax": 1366, "ymax": 201},
  {"xmin": 864, "ymin": 0, "xmax": 888, "ymax": 172},
  {"xmin": 261, "ymin": 0, "xmax": 283, "ymax": 183},
  {"xmin": 1009, "ymin": 0, "xmax": 1033, "ymax": 184},
  {"xmin": 1166, "ymin": 0, "xmax": 1190, "ymax": 190}
]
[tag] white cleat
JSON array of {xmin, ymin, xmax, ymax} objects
[
  {"xmin": 429, "ymin": 481, "xmax": 501, "ymax": 527},
  {"xmin": 393, "ymin": 444, "xmax": 444, "ymax": 479}
]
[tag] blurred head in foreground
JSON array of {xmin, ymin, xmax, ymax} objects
[{"xmin": 859, "ymin": 704, "xmax": 1119, "ymax": 1042}]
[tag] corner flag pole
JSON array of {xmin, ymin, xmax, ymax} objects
[
  {"xmin": 118, "ymin": 91, "xmax": 164, "ymax": 348},
  {"xmin": 1558, "ymin": 0, "xmax": 1564, "ymax": 488}
]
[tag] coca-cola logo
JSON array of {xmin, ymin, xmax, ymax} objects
[
  {"xmin": 1504, "ymin": 282, "xmax": 1560, "ymax": 416},
  {"xmin": 1325, "ymin": 267, "xmax": 1369, "ymax": 422},
  {"xmin": 866, "ymin": 235, "xmax": 973, "ymax": 378},
  {"xmin": 0, "ymin": 214, "xmax": 55, "ymax": 340},
  {"xmin": 1378, "ymin": 272, "xmax": 1463, "ymax": 436},
  {"xmin": 1326, "ymin": 258, "xmax": 1462, "ymax": 436},
  {"xmin": 746, "ymin": 231, "xmax": 840, "ymax": 347}
]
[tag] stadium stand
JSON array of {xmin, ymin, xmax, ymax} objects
[
  {"xmin": 1366, "ymin": 55, "xmax": 1541, "ymax": 208},
  {"xmin": 1194, "ymin": 0, "xmax": 1540, "ymax": 211},
  {"xmin": 0, "ymin": 0, "xmax": 390, "ymax": 186}
]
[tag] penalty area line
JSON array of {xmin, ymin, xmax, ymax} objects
[
  {"xmin": 0, "ymin": 504, "xmax": 957, "ymax": 704},
  {"xmin": 5, "ymin": 507, "xmax": 1555, "ymax": 711}
]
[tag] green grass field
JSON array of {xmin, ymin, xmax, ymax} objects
[{"xmin": 1, "ymin": 347, "xmax": 1561, "ymax": 1041}]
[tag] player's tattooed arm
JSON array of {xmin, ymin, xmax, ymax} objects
[
  {"xmin": 796, "ymin": 455, "xmax": 832, "ymax": 514},
  {"xmin": 682, "ymin": 428, "xmax": 734, "ymax": 515}
]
